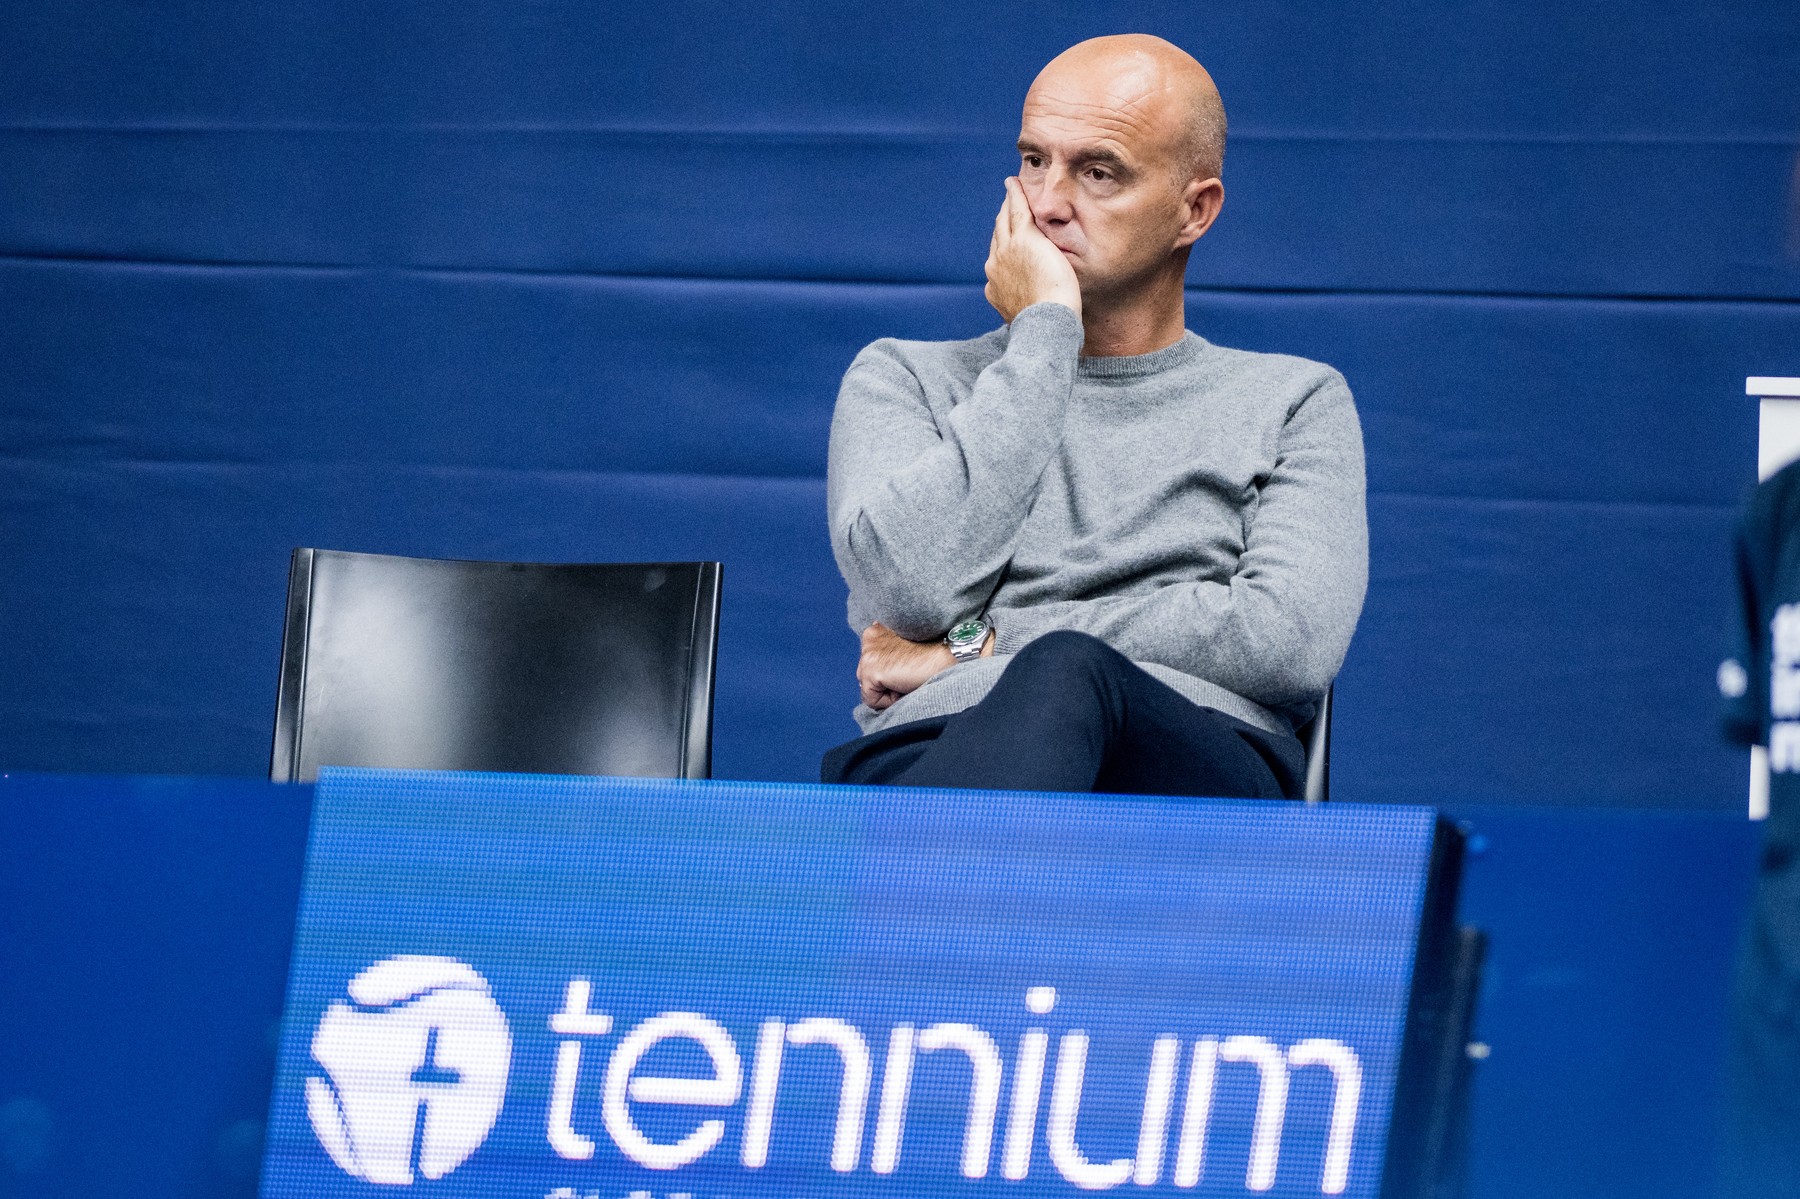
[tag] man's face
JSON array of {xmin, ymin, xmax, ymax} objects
[{"xmin": 1015, "ymin": 63, "xmax": 1198, "ymax": 301}]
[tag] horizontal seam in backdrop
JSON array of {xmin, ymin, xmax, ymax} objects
[
  {"xmin": 0, "ymin": 123, "xmax": 1796, "ymax": 147},
  {"xmin": 0, "ymin": 455, "xmax": 830, "ymax": 486},
  {"xmin": 3, "ymin": 253, "xmax": 1799, "ymax": 306},
  {"xmin": 1370, "ymin": 491, "xmax": 1735, "ymax": 515},
  {"xmin": 0, "ymin": 455, "xmax": 1744, "ymax": 512}
]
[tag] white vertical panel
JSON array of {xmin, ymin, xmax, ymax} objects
[
  {"xmin": 1758, "ymin": 397, "xmax": 1800, "ymax": 482},
  {"xmin": 1746, "ymin": 379, "xmax": 1800, "ymax": 820}
]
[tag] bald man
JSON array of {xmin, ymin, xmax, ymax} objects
[{"xmin": 821, "ymin": 36, "xmax": 1367, "ymax": 798}]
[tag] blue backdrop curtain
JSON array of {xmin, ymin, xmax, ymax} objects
[{"xmin": 3, "ymin": 0, "xmax": 1798, "ymax": 805}]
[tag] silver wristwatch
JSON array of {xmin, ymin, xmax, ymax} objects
[{"xmin": 945, "ymin": 617, "xmax": 991, "ymax": 663}]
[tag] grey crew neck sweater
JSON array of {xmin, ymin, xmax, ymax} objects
[{"xmin": 827, "ymin": 301, "xmax": 1367, "ymax": 738}]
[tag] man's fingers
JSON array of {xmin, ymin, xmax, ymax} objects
[
  {"xmin": 1004, "ymin": 177, "xmax": 1035, "ymax": 237},
  {"xmin": 860, "ymin": 675, "xmax": 895, "ymax": 710},
  {"xmin": 857, "ymin": 647, "xmax": 885, "ymax": 709},
  {"xmin": 993, "ymin": 190, "xmax": 1015, "ymax": 257},
  {"xmin": 1002, "ymin": 178, "xmax": 1024, "ymax": 234}
]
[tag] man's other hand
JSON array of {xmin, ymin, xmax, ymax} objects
[
  {"xmin": 858, "ymin": 622, "xmax": 958, "ymax": 710},
  {"xmin": 984, "ymin": 177, "xmax": 1082, "ymax": 323}
]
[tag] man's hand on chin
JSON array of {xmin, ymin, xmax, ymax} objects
[
  {"xmin": 857, "ymin": 622, "xmax": 961, "ymax": 711},
  {"xmin": 984, "ymin": 177, "xmax": 1082, "ymax": 323}
]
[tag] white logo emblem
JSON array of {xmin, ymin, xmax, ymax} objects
[{"xmin": 306, "ymin": 956, "xmax": 512, "ymax": 1184}]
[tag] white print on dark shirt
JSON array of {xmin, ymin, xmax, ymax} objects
[{"xmin": 1773, "ymin": 604, "xmax": 1800, "ymax": 771}]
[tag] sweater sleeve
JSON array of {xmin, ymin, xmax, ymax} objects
[
  {"xmin": 989, "ymin": 370, "xmax": 1368, "ymax": 708},
  {"xmin": 827, "ymin": 303, "xmax": 1084, "ymax": 640}
]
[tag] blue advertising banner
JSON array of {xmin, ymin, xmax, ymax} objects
[{"xmin": 261, "ymin": 769, "xmax": 1450, "ymax": 1199}]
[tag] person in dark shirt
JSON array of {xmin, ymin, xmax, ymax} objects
[{"xmin": 1718, "ymin": 457, "xmax": 1800, "ymax": 1197}]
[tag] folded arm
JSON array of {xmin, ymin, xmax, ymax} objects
[
  {"xmin": 990, "ymin": 371, "xmax": 1368, "ymax": 708},
  {"xmin": 827, "ymin": 302, "xmax": 1084, "ymax": 640},
  {"xmin": 828, "ymin": 179, "xmax": 1087, "ymax": 643}
]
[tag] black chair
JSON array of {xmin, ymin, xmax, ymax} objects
[
  {"xmin": 270, "ymin": 550, "xmax": 721, "ymax": 784},
  {"xmin": 1298, "ymin": 685, "xmax": 1333, "ymax": 804}
]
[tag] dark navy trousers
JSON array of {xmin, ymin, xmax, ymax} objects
[{"xmin": 821, "ymin": 631, "xmax": 1304, "ymax": 800}]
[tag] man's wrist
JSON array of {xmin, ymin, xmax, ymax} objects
[
  {"xmin": 1018, "ymin": 297, "xmax": 1082, "ymax": 322},
  {"xmin": 1010, "ymin": 300, "xmax": 1085, "ymax": 354},
  {"xmin": 945, "ymin": 616, "xmax": 993, "ymax": 663}
]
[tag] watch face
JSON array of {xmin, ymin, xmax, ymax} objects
[{"xmin": 948, "ymin": 619, "xmax": 986, "ymax": 646}]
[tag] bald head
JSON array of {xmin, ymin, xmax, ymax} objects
[
  {"xmin": 1010, "ymin": 34, "xmax": 1230, "ymax": 330},
  {"xmin": 1028, "ymin": 35, "xmax": 1226, "ymax": 182}
]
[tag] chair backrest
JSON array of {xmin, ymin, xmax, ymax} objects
[
  {"xmin": 1299, "ymin": 685, "xmax": 1333, "ymax": 804},
  {"xmin": 270, "ymin": 550, "xmax": 721, "ymax": 783}
]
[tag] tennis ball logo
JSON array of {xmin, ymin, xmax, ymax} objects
[{"xmin": 306, "ymin": 956, "xmax": 512, "ymax": 1184}]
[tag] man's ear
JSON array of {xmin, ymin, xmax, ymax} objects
[{"xmin": 1174, "ymin": 177, "xmax": 1225, "ymax": 249}]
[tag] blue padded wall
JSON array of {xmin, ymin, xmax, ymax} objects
[{"xmin": 3, "ymin": 1, "xmax": 1798, "ymax": 803}]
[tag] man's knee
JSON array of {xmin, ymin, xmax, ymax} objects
[
  {"xmin": 1005, "ymin": 630, "xmax": 1128, "ymax": 687},
  {"xmin": 967, "ymin": 631, "xmax": 1123, "ymax": 743}
]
